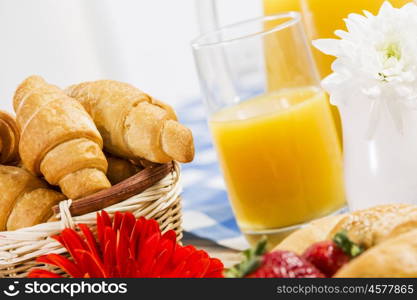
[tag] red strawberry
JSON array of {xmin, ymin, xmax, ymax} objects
[
  {"xmin": 302, "ymin": 230, "xmax": 364, "ymax": 277},
  {"xmin": 246, "ymin": 251, "xmax": 325, "ymax": 278},
  {"xmin": 302, "ymin": 241, "xmax": 349, "ymax": 277},
  {"xmin": 226, "ymin": 238, "xmax": 324, "ymax": 278}
]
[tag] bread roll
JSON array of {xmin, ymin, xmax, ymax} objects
[
  {"xmin": 274, "ymin": 214, "xmax": 346, "ymax": 254},
  {"xmin": 0, "ymin": 110, "xmax": 19, "ymax": 164},
  {"xmin": 0, "ymin": 165, "xmax": 65, "ymax": 231},
  {"xmin": 13, "ymin": 76, "xmax": 111, "ymax": 199},
  {"xmin": 66, "ymin": 80, "xmax": 194, "ymax": 163},
  {"xmin": 335, "ymin": 229, "xmax": 417, "ymax": 277},
  {"xmin": 275, "ymin": 204, "xmax": 417, "ymax": 253},
  {"xmin": 106, "ymin": 155, "xmax": 142, "ymax": 185},
  {"xmin": 275, "ymin": 204, "xmax": 417, "ymax": 277}
]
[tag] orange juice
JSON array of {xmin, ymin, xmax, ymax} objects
[
  {"xmin": 264, "ymin": 0, "xmax": 412, "ymax": 78},
  {"xmin": 264, "ymin": 0, "xmax": 411, "ymax": 150},
  {"xmin": 209, "ymin": 87, "xmax": 345, "ymax": 233}
]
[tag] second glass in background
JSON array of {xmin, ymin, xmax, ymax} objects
[{"xmin": 192, "ymin": 13, "xmax": 345, "ymax": 247}]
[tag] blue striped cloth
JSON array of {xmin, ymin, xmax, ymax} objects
[{"xmin": 177, "ymin": 99, "xmax": 249, "ymax": 250}]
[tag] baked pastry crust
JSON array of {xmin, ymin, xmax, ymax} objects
[
  {"xmin": 66, "ymin": 80, "xmax": 194, "ymax": 163},
  {"xmin": 14, "ymin": 76, "xmax": 111, "ymax": 199},
  {"xmin": 106, "ymin": 155, "xmax": 142, "ymax": 185},
  {"xmin": 275, "ymin": 204, "xmax": 417, "ymax": 277},
  {"xmin": 335, "ymin": 229, "xmax": 417, "ymax": 277},
  {"xmin": 274, "ymin": 214, "xmax": 346, "ymax": 254},
  {"xmin": 0, "ymin": 111, "xmax": 19, "ymax": 164},
  {"xmin": 0, "ymin": 165, "xmax": 64, "ymax": 231}
]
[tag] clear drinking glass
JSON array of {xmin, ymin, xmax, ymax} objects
[{"xmin": 192, "ymin": 13, "xmax": 345, "ymax": 247}]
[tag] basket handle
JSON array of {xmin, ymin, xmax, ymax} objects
[{"xmin": 52, "ymin": 162, "xmax": 174, "ymax": 217}]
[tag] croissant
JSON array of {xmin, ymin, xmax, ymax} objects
[
  {"xmin": 13, "ymin": 76, "xmax": 111, "ymax": 199},
  {"xmin": 0, "ymin": 111, "xmax": 19, "ymax": 164},
  {"xmin": 66, "ymin": 80, "xmax": 194, "ymax": 163},
  {"xmin": 275, "ymin": 204, "xmax": 417, "ymax": 277},
  {"xmin": 334, "ymin": 229, "xmax": 417, "ymax": 277},
  {"xmin": 0, "ymin": 165, "xmax": 65, "ymax": 230},
  {"xmin": 106, "ymin": 154, "xmax": 142, "ymax": 185}
]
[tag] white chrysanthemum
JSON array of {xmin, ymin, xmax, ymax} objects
[{"xmin": 313, "ymin": 1, "xmax": 417, "ymax": 133}]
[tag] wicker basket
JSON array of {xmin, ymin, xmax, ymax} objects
[{"xmin": 0, "ymin": 162, "xmax": 182, "ymax": 278}]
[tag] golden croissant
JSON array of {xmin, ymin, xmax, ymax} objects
[
  {"xmin": 106, "ymin": 154, "xmax": 142, "ymax": 185},
  {"xmin": 66, "ymin": 80, "xmax": 194, "ymax": 163},
  {"xmin": 0, "ymin": 110, "xmax": 19, "ymax": 164},
  {"xmin": 13, "ymin": 76, "xmax": 111, "ymax": 199},
  {"xmin": 275, "ymin": 204, "xmax": 417, "ymax": 277},
  {"xmin": 0, "ymin": 165, "xmax": 65, "ymax": 230}
]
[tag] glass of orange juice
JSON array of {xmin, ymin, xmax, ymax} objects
[{"xmin": 192, "ymin": 13, "xmax": 345, "ymax": 247}]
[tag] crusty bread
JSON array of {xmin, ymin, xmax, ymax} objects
[
  {"xmin": 335, "ymin": 229, "xmax": 417, "ymax": 277},
  {"xmin": 275, "ymin": 204, "xmax": 417, "ymax": 252},
  {"xmin": 274, "ymin": 204, "xmax": 417, "ymax": 277},
  {"xmin": 106, "ymin": 155, "xmax": 142, "ymax": 185},
  {"xmin": 274, "ymin": 214, "xmax": 346, "ymax": 254},
  {"xmin": 66, "ymin": 80, "xmax": 194, "ymax": 163},
  {"xmin": 0, "ymin": 165, "xmax": 65, "ymax": 230},
  {"xmin": 14, "ymin": 76, "xmax": 111, "ymax": 199},
  {"xmin": 0, "ymin": 111, "xmax": 19, "ymax": 164},
  {"xmin": 7, "ymin": 188, "xmax": 64, "ymax": 231},
  {"xmin": 328, "ymin": 204, "xmax": 417, "ymax": 248}
]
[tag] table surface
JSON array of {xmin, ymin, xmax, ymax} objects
[{"xmin": 182, "ymin": 232, "xmax": 242, "ymax": 268}]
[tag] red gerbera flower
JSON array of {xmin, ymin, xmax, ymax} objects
[{"xmin": 28, "ymin": 211, "xmax": 224, "ymax": 278}]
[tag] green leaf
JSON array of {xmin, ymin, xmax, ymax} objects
[
  {"xmin": 333, "ymin": 230, "xmax": 364, "ymax": 258},
  {"xmin": 225, "ymin": 236, "xmax": 268, "ymax": 278}
]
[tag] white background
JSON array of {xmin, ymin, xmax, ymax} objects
[{"xmin": 0, "ymin": 0, "xmax": 261, "ymax": 113}]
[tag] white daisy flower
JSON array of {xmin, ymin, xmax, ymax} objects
[{"xmin": 313, "ymin": 1, "xmax": 417, "ymax": 135}]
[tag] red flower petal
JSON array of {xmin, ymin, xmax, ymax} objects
[
  {"xmin": 120, "ymin": 212, "xmax": 136, "ymax": 237},
  {"xmin": 75, "ymin": 249, "xmax": 107, "ymax": 278},
  {"xmin": 30, "ymin": 212, "xmax": 225, "ymax": 278},
  {"xmin": 187, "ymin": 251, "xmax": 211, "ymax": 278},
  {"xmin": 78, "ymin": 224, "xmax": 100, "ymax": 259},
  {"xmin": 112, "ymin": 212, "xmax": 123, "ymax": 232},
  {"xmin": 116, "ymin": 230, "xmax": 131, "ymax": 276},
  {"xmin": 138, "ymin": 232, "xmax": 161, "ymax": 276},
  {"xmin": 101, "ymin": 211, "xmax": 112, "ymax": 227},
  {"xmin": 97, "ymin": 211, "xmax": 112, "ymax": 254},
  {"xmin": 129, "ymin": 217, "xmax": 145, "ymax": 260},
  {"xmin": 103, "ymin": 227, "xmax": 117, "ymax": 276},
  {"xmin": 205, "ymin": 258, "xmax": 225, "ymax": 278},
  {"xmin": 96, "ymin": 212, "xmax": 105, "ymax": 253},
  {"xmin": 28, "ymin": 269, "xmax": 63, "ymax": 278},
  {"xmin": 36, "ymin": 254, "xmax": 82, "ymax": 278}
]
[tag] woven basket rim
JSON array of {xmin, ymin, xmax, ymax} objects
[
  {"xmin": 0, "ymin": 162, "xmax": 182, "ymax": 277},
  {"xmin": 0, "ymin": 162, "xmax": 180, "ymax": 238}
]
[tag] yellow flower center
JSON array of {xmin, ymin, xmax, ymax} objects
[
  {"xmin": 377, "ymin": 42, "xmax": 402, "ymax": 82},
  {"xmin": 384, "ymin": 43, "xmax": 401, "ymax": 61}
]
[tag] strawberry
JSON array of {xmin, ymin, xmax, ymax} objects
[
  {"xmin": 246, "ymin": 251, "xmax": 325, "ymax": 278},
  {"xmin": 226, "ymin": 238, "xmax": 324, "ymax": 278},
  {"xmin": 302, "ymin": 230, "xmax": 364, "ymax": 277},
  {"xmin": 302, "ymin": 241, "xmax": 349, "ymax": 277}
]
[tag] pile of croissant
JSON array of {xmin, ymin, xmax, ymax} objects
[{"xmin": 0, "ymin": 76, "xmax": 194, "ymax": 231}]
